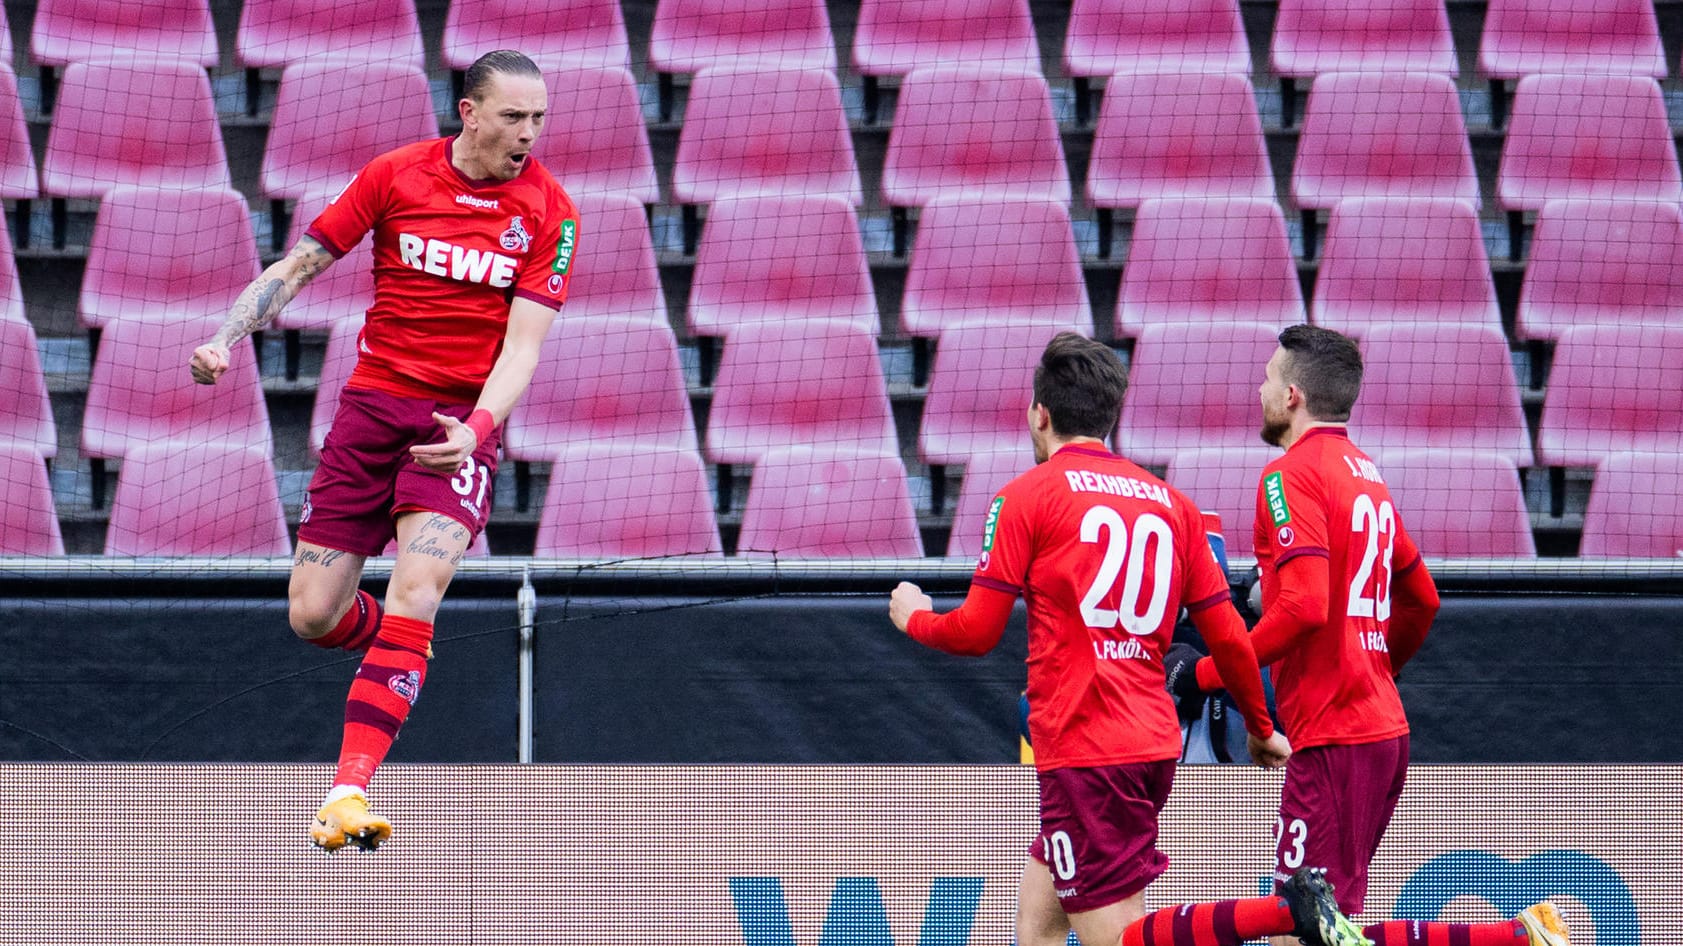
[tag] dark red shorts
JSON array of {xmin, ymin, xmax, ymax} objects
[
  {"xmin": 299, "ymin": 386, "xmax": 501, "ymax": 556},
  {"xmin": 1029, "ymin": 760, "xmax": 1176, "ymax": 914},
  {"xmin": 1272, "ymin": 734, "xmax": 1409, "ymax": 915}
]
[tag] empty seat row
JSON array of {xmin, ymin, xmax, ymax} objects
[
  {"xmin": 40, "ymin": 186, "xmax": 1681, "ymax": 363},
  {"xmin": 0, "ymin": 438, "xmax": 922, "ymax": 560},
  {"xmin": 7, "ymin": 53, "xmax": 1679, "ymax": 269},
  {"xmin": 25, "ymin": 0, "xmax": 1678, "ymax": 110},
  {"xmin": 13, "ymin": 315, "xmax": 1673, "ymax": 520}
]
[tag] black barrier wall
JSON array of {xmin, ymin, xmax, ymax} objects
[{"xmin": 0, "ymin": 593, "xmax": 1678, "ymax": 763}]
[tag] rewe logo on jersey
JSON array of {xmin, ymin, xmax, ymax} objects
[{"xmin": 397, "ymin": 233, "xmax": 519, "ymax": 287}]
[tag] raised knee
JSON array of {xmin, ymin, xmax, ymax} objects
[{"xmin": 288, "ymin": 594, "xmax": 345, "ymax": 640}]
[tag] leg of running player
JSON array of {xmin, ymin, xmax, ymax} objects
[
  {"xmin": 288, "ymin": 542, "xmax": 379, "ymax": 651},
  {"xmin": 310, "ymin": 512, "xmax": 471, "ymax": 851},
  {"xmin": 1017, "ymin": 859, "xmax": 1075, "ymax": 946}
]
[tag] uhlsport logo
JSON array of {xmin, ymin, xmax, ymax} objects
[{"xmin": 388, "ymin": 670, "xmax": 422, "ymax": 705}]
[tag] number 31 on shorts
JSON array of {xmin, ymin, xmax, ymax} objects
[{"xmin": 451, "ymin": 456, "xmax": 491, "ymax": 514}]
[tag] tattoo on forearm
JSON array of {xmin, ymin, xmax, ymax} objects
[
  {"xmin": 213, "ymin": 237, "xmax": 335, "ymax": 345},
  {"xmin": 294, "ymin": 546, "xmax": 347, "ymax": 568}
]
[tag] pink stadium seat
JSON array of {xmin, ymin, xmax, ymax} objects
[
  {"xmin": 1478, "ymin": 0, "xmax": 1665, "ymax": 80},
  {"xmin": 920, "ymin": 320, "xmax": 1073, "ymax": 466},
  {"xmin": 1086, "ymin": 71, "xmax": 1273, "ymax": 258},
  {"xmin": 1580, "ymin": 452, "xmax": 1683, "ymax": 558},
  {"xmin": 531, "ymin": 64, "xmax": 658, "ymax": 204},
  {"xmin": 0, "ymin": 212, "xmax": 26, "ymax": 323},
  {"xmin": 1064, "ymin": 0, "xmax": 1250, "ymax": 123},
  {"xmin": 882, "ymin": 65, "xmax": 1069, "ymax": 255},
  {"xmin": 504, "ymin": 315, "xmax": 698, "ymax": 464},
  {"xmin": 689, "ymin": 195, "xmax": 877, "ymax": 337},
  {"xmin": 1116, "ymin": 321, "xmax": 1281, "ymax": 465},
  {"xmin": 535, "ymin": 444, "xmax": 723, "ymax": 559},
  {"xmin": 1311, "ymin": 197, "xmax": 1500, "ymax": 338},
  {"xmin": 1372, "ymin": 449, "xmax": 1537, "ymax": 558},
  {"xmin": 563, "ymin": 191, "xmax": 666, "ymax": 322},
  {"xmin": 705, "ymin": 322, "xmax": 897, "ymax": 467},
  {"xmin": 902, "ymin": 198, "xmax": 1090, "ymax": 339},
  {"xmin": 237, "ymin": 0, "xmax": 424, "ymax": 69},
  {"xmin": 79, "ymin": 187, "xmax": 261, "ymax": 330},
  {"xmin": 853, "ymin": 0, "xmax": 1039, "ymax": 78},
  {"xmin": 1515, "ymin": 198, "xmax": 1683, "ymax": 342},
  {"xmin": 1292, "ymin": 71, "xmax": 1479, "ymax": 257},
  {"xmin": 82, "ymin": 315, "xmax": 273, "ymax": 464},
  {"xmin": 738, "ymin": 446, "xmax": 923, "ymax": 558},
  {"xmin": 442, "ymin": 0, "xmax": 631, "ymax": 72},
  {"xmin": 508, "ymin": 314, "xmax": 700, "ymax": 508},
  {"xmin": 0, "ymin": 65, "xmax": 33, "ymax": 201},
  {"xmin": 1535, "ymin": 325, "xmax": 1683, "ymax": 469},
  {"xmin": 1497, "ymin": 74, "xmax": 1681, "ymax": 258},
  {"xmin": 106, "ymin": 443, "xmax": 290, "ymax": 557},
  {"xmin": 31, "ymin": 0, "xmax": 218, "ymax": 68},
  {"xmin": 671, "ymin": 65, "xmax": 860, "ymax": 252},
  {"xmin": 308, "ymin": 317, "xmax": 362, "ymax": 457},
  {"xmin": 946, "ymin": 449, "xmax": 1036, "ymax": 560},
  {"xmin": 0, "ymin": 443, "xmax": 64, "ymax": 556},
  {"xmin": 1163, "ymin": 446, "xmax": 1282, "ymax": 558},
  {"xmin": 1271, "ymin": 0, "xmax": 1457, "ymax": 126},
  {"xmin": 1115, "ymin": 197, "xmax": 1304, "ymax": 338},
  {"xmin": 41, "ymin": 58, "xmax": 230, "ymax": 199},
  {"xmin": 0, "ymin": 318, "xmax": 59, "ymax": 461},
  {"xmin": 650, "ymin": 0, "xmax": 837, "ymax": 120},
  {"xmin": 261, "ymin": 60, "xmax": 439, "ymax": 202},
  {"xmin": 1354, "ymin": 323, "xmax": 1533, "ymax": 468}
]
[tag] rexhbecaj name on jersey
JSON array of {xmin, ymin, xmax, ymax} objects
[{"xmin": 1062, "ymin": 470, "xmax": 1173, "ymax": 508}]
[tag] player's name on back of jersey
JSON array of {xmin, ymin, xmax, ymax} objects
[
  {"xmin": 1061, "ymin": 470, "xmax": 1173, "ymax": 508},
  {"xmin": 1342, "ymin": 454, "xmax": 1384, "ymax": 484}
]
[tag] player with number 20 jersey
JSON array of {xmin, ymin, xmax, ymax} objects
[{"xmin": 890, "ymin": 334, "xmax": 1299, "ymax": 946}]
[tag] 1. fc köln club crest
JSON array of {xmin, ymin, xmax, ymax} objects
[{"xmin": 500, "ymin": 216, "xmax": 532, "ymax": 252}]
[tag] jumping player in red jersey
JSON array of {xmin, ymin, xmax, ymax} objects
[
  {"xmin": 1170, "ymin": 325, "xmax": 1570, "ymax": 946},
  {"xmin": 188, "ymin": 50, "xmax": 579, "ymax": 852},
  {"xmin": 888, "ymin": 333, "xmax": 1366, "ymax": 946}
]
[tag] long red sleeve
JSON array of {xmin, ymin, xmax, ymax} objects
[
  {"xmin": 905, "ymin": 583, "xmax": 1018, "ymax": 657},
  {"xmin": 1189, "ymin": 602, "xmax": 1274, "ymax": 739},
  {"xmin": 1386, "ymin": 557, "xmax": 1440, "ymax": 675},
  {"xmin": 1196, "ymin": 554, "xmax": 1331, "ymax": 691}
]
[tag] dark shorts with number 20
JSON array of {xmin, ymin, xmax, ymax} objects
[
  {"xmin": 1273, "ymin": 734, "xmax": 1409, "ymax": 916},
  {"xmin": 1029, "ymin": 760, "xmax": 1176, "ymax": 914},
  {"xmin": 298, "ymin": 386, "xmax": 501, "ymax": 556}
]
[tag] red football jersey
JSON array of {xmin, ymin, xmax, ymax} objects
[
  {"xmin": 975, "ymin": 444, "xmax": 1233, "ymax": 770},
  {"xmin": 306, "ymin": 136, "xmax": 579, "ymax": 404},
  {"xmin": 1252, "ymin": 427, "xmax": 1422, "ymax": 749}
]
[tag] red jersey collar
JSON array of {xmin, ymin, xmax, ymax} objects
[
  {"xmin": 443, "ymin": 135, "xmax": 527, "ymax": 190},
  {"xmin": 1053, "ymin": 442, "xmax": 1115, "ymax": 461},
  {"xmin": 1288, "ymin": 425, "xmax": 1349, "ymax": 451}
]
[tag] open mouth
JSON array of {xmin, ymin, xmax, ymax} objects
[{"xmin": 509, "ymin": 152, "xmax": 528, "ymax": 168}]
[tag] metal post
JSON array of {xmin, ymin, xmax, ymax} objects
[{"xmin": 517, "ymin": 566, "xmax": 536, "ymax": 763}]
